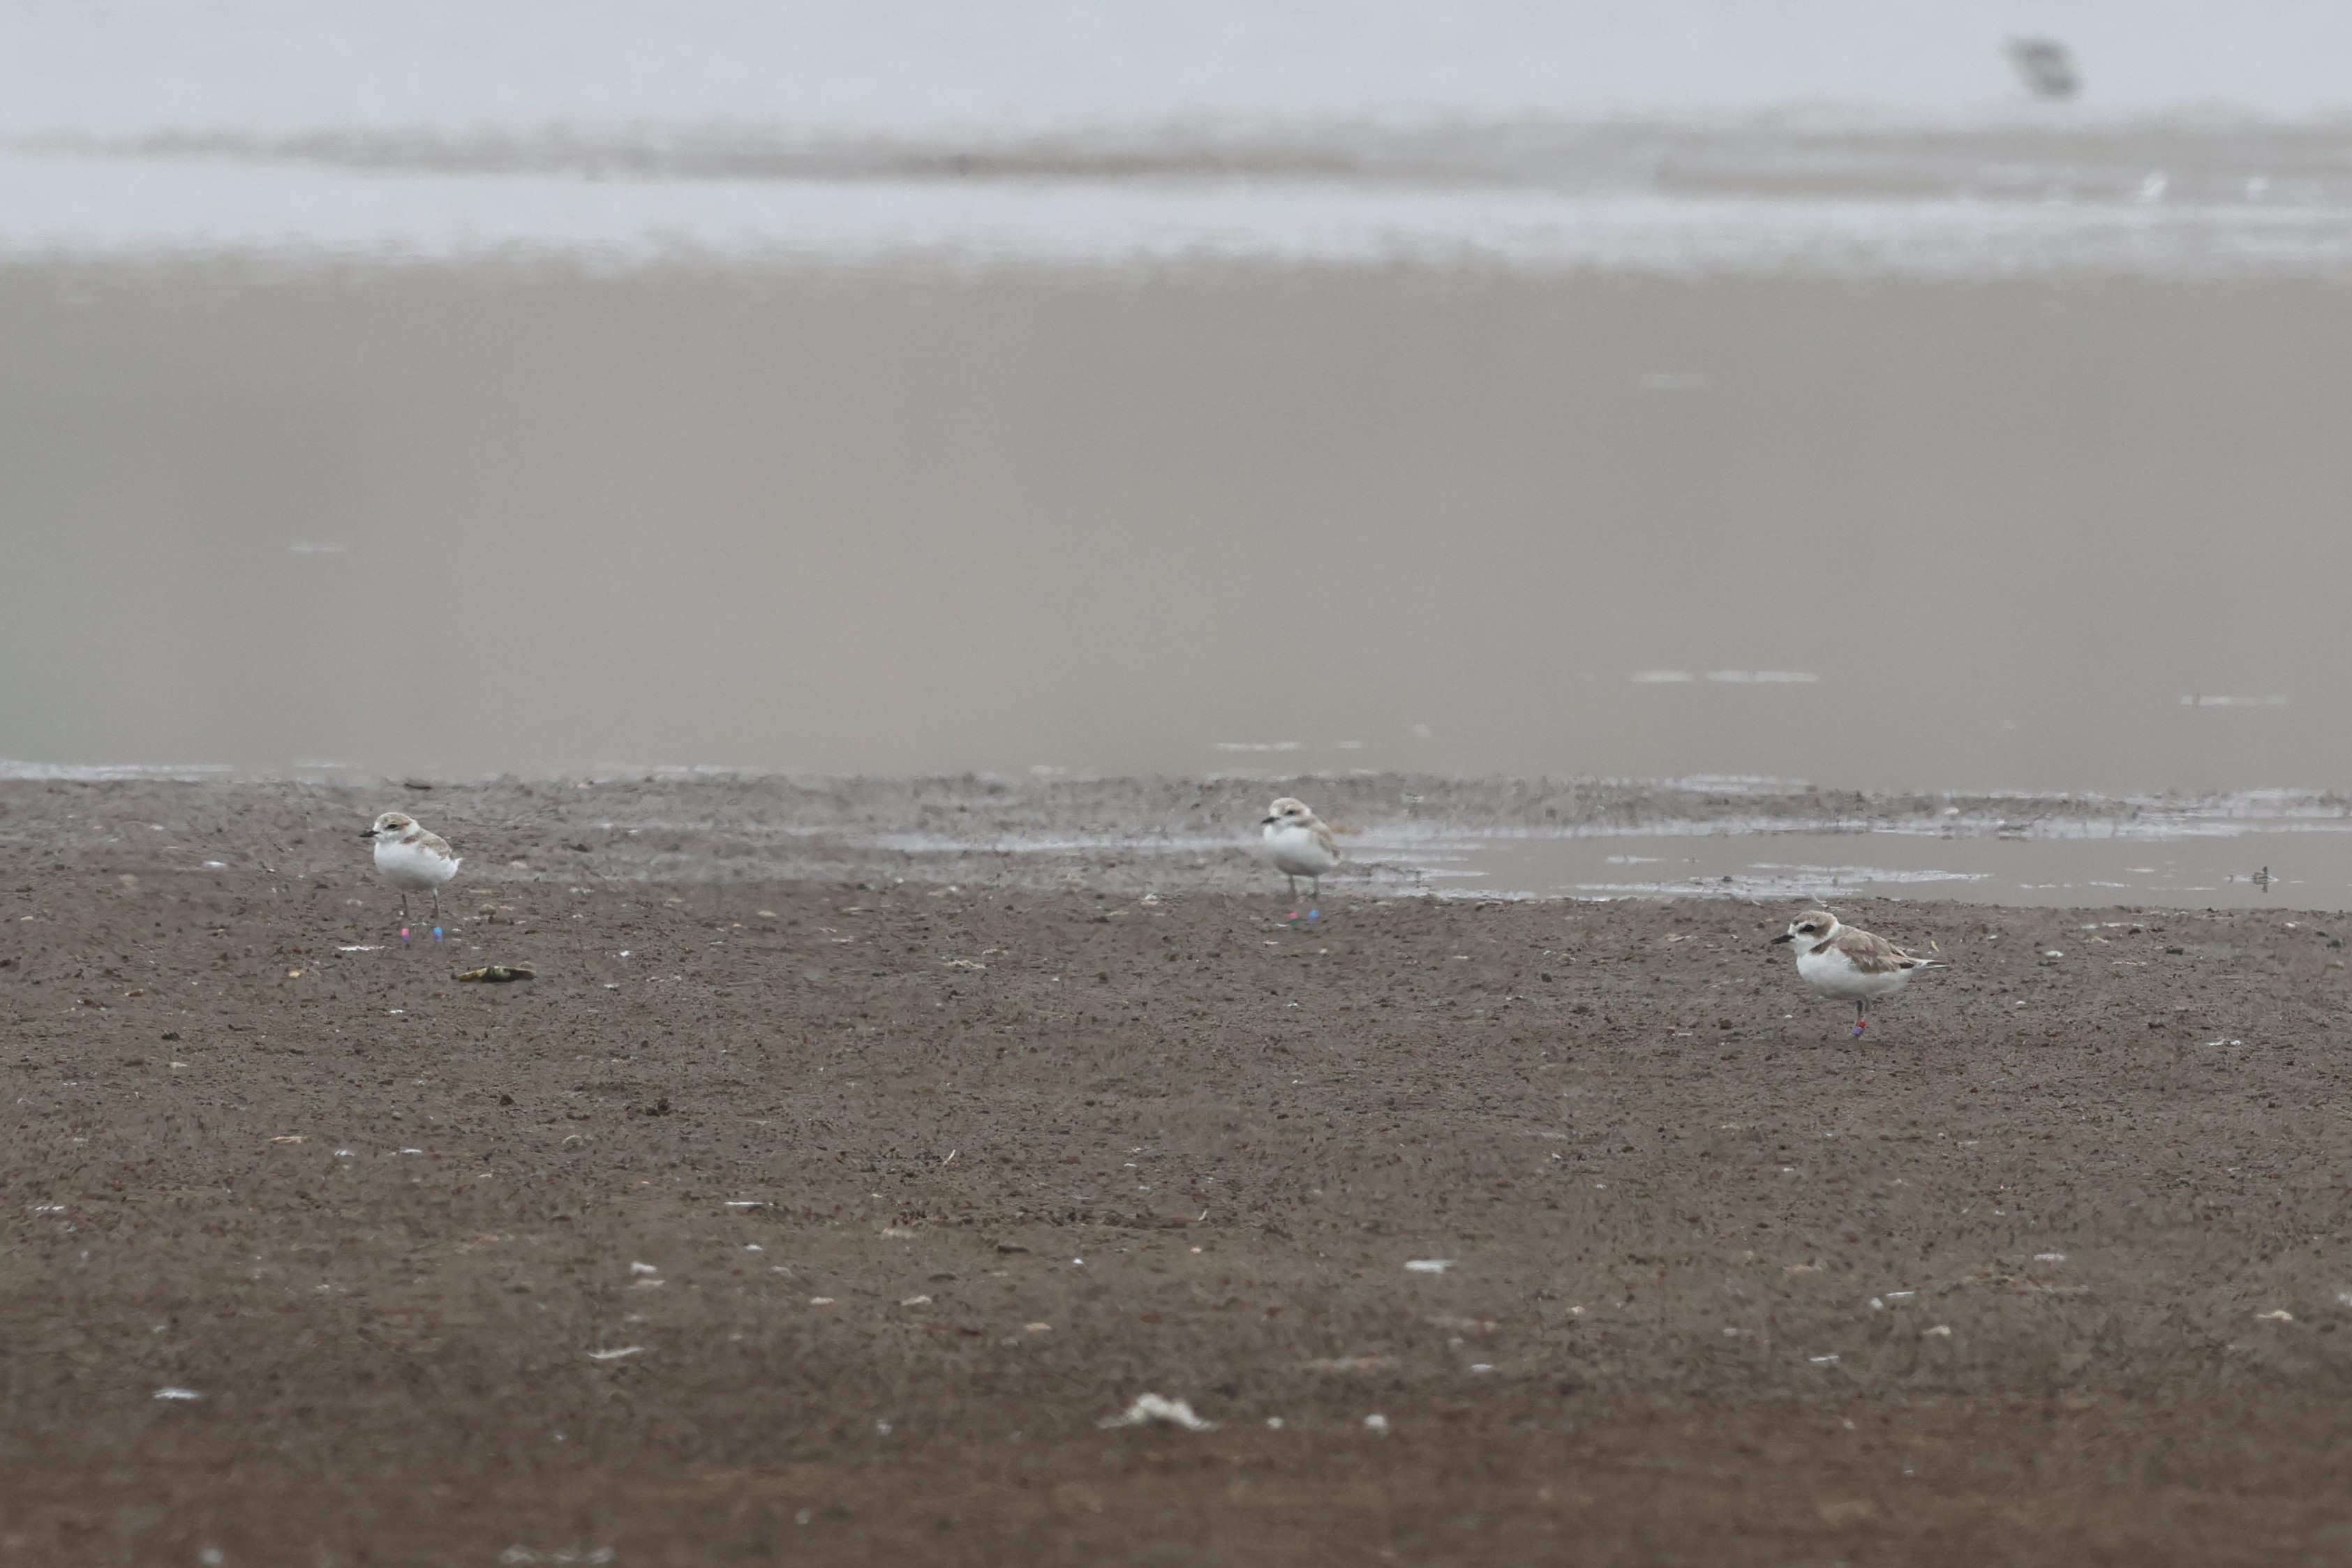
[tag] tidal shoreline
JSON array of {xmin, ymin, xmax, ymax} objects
[{"xmin": 8, "ymin": 770, "xmax": 2333, "ymax": 897}]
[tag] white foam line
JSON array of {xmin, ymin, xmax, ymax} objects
[
  {"xmin": 1745, "ymin": 863, "xmax": 1993, "ymax": 880},
  {"xmin": 0, "ymin": 759, "xmax": 234, "ymax": 780},
  {"xmin": 5, "ymin": 149, "xmax": 2352, "ymax": 278}
]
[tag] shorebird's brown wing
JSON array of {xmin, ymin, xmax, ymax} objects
[
  {"xmin": 409, "ymin": 829, "xmax": 456, "ymax": 859},
  {"xmin": 1819, "ymin": 927, "xmax": 1926, "ymax": 974},
  {"xmin": 1312, "ymin": 821, "xmax": 1340, "ymax": 860}
]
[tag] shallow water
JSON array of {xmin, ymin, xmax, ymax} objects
[
  {"xmin": 1400, "ymin": 823, "xmax": 2352, "ymax": 909},
  {"xmin": 856, "ymin": 819, "xmax": 2352, "ymax": 910},
  {"xmin": 861, "ymin": 793, "xmax": 2352, "ymax": 910},
  {"xmin": 5, "ymin": 262, "xmax": 2351, "ymax": 796},
  {"xmin": 7, "ymin": 769, "xmax": 2342, "ymax": 910}
]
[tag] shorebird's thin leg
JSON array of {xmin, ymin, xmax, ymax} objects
[
  {"xmin": 1286, "ymin": 874, "xmax": 1299, "ymax": 900},
  {"xmin": 1853, "ymin": 999, "xmax": 1868, "ymax": 1037},
  {"xmin": 1309, "ymin": 875, "xmax": 1320, "ymax": 903},
  {"xmin": 399, "ymin": 892, "xmax": 410, "ymax": 925}
]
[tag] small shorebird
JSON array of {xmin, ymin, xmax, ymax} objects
[
  {"xmin": 2003, "ymin": 36, "xmax": 2079, "ymax": 100},
  {"xmin": 1771, "ymin": 909, "xmax": 1942, "ymax": 1036},
  {"xmin": 1260, "ymin": 797, "xmax": 1341, "ymax": 902},
  {"xmin": 363, "ymin": 811, "xmax": 462, "ymax": 925}
]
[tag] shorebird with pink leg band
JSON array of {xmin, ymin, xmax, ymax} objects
[{"xmin": 1772, "ymin": 909, "xmax": 1943, "ymax": 1036}]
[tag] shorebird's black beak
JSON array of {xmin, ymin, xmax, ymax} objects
[
  {"xmin": 1261, "ymin": 816, "xmax": 1278, "ymax": 825},
  {"xmin": 359, "ymin": 828, "xmax": 375, "ymax": 839},
  {"xmin": 1769, "ymin": 931, "xmax": 1792, "ymax": 944}
]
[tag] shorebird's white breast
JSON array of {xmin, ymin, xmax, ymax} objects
[
  {"xmin": 1794, "ymin": 942, "xmax": 1911, "ymax": 1000},
  {"xmin": 374, "ymin": 834, "xmax": 461, "ymax": 892},
  {"xmin": 1262, "ymin": 821, "xmax": 1339, "ymax": 876}
]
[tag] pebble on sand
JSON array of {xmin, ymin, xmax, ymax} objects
[{"xmin": 1101, "ymin": 1394, "xmax": 1214, "ymax": 1431}]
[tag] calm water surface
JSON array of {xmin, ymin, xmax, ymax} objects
[{"xmin": 5, "ymin": 264, "xmax": 2349, "ymax": 798}]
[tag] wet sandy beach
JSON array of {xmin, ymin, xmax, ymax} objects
[
  {"xmin": 12, "ymin": 768, "xmax": 2350, "ymax": 909},
  {"xmin": 4, "ymin": 775, "xmax": 2351, "ymax": 1562}
]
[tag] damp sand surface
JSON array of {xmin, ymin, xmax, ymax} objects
[
  {"xmin": 4, "ymin": 776, "xmax": 2352, "ymax": 1561},
  {"xmin": 13, "ymin": 770, "xmax": 2351, "ymax": 909}
]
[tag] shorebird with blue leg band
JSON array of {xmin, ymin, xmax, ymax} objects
[
  {"xmin": 1260, "ymin": 797, "xmax": 1341, "ymax": 907},
  {"xmin": 363, "ymin": 811, "xmax": 462, "ymax": 939}
]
